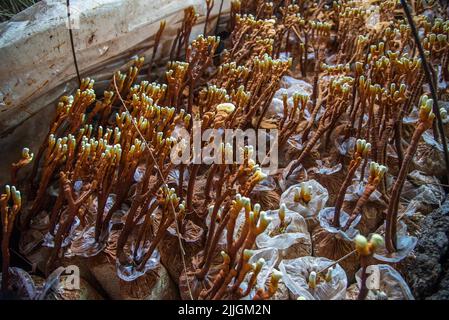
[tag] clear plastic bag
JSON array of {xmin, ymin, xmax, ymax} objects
[
  {"xmin": 278, "ymin": 160, "xmax": 308, "ymax": 192},
  {"xmin": 335, "ymin": 136, "xmax": 356, "ymax": 156},
  {"xmin": 69, "ymin": 225, "xmax": 110, "ymax": 257},
  {"xmin": 344, "ymin": 181, "xmax": 383, "ymax": 203},
  {"xmin": 89, "ymin": 194, "xmax": 130, "ymax": 226},
  {"xmin": 279, "ymin": 256, "xmax": 347, "ymax": 300},
  {"xmin": 313, "ymin": 207, "xmax": 360, "ymax": 279},
  {"xmin": 277, "ymin": 76, "xmax": 312, "ymax": 108},
  {"xmin": 401, "ymin": 171, "xmax": 445, "ymax": 208},
  {"xmin": 266, "ymin": 76, "xmax": 312, "ymax": 118},
  {"xmin": 19, "ymin": 210, "xmax": 50, "ymax": 255},
  {"xmin": 279, "ymin": 180, "xmax": 329, "ymax": 228},
  {"xmin": 286, "ymin": 134, "xmax": 304, "ymax": 152},
  {"xmin": 317, "ymin": 207, "xmax": 360, "ymax": 241},
  {"xmin": 42, "ymin": 216, "xmax": 81, "ymax": 249},
  {"xmin": 256, "ymin": 209, "xmax": 311, "ymax": 259},
  {"xmin": 353, "ymin": 264, "xmax": 414, "ymax": 300},
  {"xmin": 374, "ymin": 221, "xmax": 417, "ymax": 263},
  {"xmin": 238, "ymin": 248, "xmax": 281, "ymax": 300},
  {"xmin": 414, "ymin": 134, "xmax": 447, "ymax": 178},
  {"xmin": 1, "ymin": 267, "xmax": 37, "ymax": 300},
  {"xmin": 253, "ymin": 173, "xmax": 277, "ymax": 192},
  {"xmin": 310, "ymin": 159, "xmax": 342, "ymax": 176},
  {"xmin": 116, "ymin": 246, "xmax": 161, "ymax": 282}
]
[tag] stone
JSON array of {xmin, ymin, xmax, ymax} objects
[{"xmin": 402, "ymin": 197, "xmax": 449, "ymax": 299}]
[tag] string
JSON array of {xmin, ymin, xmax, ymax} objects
[{"xmin": 66, "ymin": 0, "xmax": 82, "ymax": 86}]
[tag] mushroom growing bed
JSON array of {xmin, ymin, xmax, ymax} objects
[{"xmin": 1, "ymin": 0, "xmax": 449, "ymax": 300}]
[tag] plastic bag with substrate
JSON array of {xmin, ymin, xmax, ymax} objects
[
  {"xmin": 116, "ymin": 245, "xmax": 161, "ymax": 282},
  {"xmin": 42, "ymin": 216, "xmax": 81, "ymax": 249},
  {"xmin": 279, "ymin": 180, "xmax": 328, "ymax": 224},
  {"xmin": 278, "ymin": 160, "xmax": 308, "ymax": 192},
  {"xmin": 414, "ymin": 131, "xmax": 447, "ymax": 177},
  {"xmin": 279, "ymin": 256, "xmax": 347, "ymax": 300},
  {"xmin": 354, "ymin": 264, "xmax": 414, "ymax": 300},
  {"xmin": 344, "ymin": 181, "xmax": 383, "ymax": 203},
  {"xmin": 267, "ymin": 76, "xmax": 312, "ymax": 116},
  {"xmin": 68, "ymin": 224, "xmax": 110, "ymax": 258},
  {"xmin": 317, "ymin": 207, "xmax": 360, "ymax": 241},
  {"xmin": 374, "ymin": 221, "xmax": 417, "ymax": 263},
  {"xmin": 256, "ymin": 209, "xmax": 311, "ymax": 259}
]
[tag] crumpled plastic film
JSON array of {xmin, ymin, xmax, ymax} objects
[
  {"xmin": 286, "ymin": 133, "xmax": 304, "ymax": 152},
  {"xmin": 278, "ymin": 159, "xmax": 308, "ymax": 192},
  {"xmin": 253, "ymin": 173, "xmax": 277, "ymax": 192},
  {"xmin": 354, "ymin": 264, "xmax": 414, "ymax": 300},
  {"xmin": 279, "ymin": 180, "xmax": 329, "ymax": 226},
  {"xmin": 89, "ymin": 194, "xmax": 130, "ymax": 226},
  {"xmin": 42, "ymin": 216, "xmax": 82, "ymax": 249},
  {"xmin": 317, "ymin": 207, "xmax": 360, "ymax": 241},
  {"xmin": 1, "ymin": 267, "xmax": 37, "ymax": 300},
  {"xmin": 279, "ymin": 256, "xmax": 347, "ymax": 300},
  {"xmin": 311, "ymin": 159, "xmax": 342, "ymax": 175},
  {"xmin": 344, "ymin": 181, "xmax": 383, "ymax": 203},
  {"xmin": 403, "ymin": 106, "xmax": 419, "ymax": 124},
  {"xmin": 19, "ymin": 210, "xmax": 49, "ymax": 255},
  {"xmin": 166, "ymin": 168, "xmax": 190, "ymax": 188},
  {"xmin": 335, "ymin": 136, "xmax": 356, "ymax": 156},
  {"xmin": 206, "ymin": 207, "xmax": 247, "ymax": 250},
  {"xmin": 421, "ymin": 130, "xmax": 446, "ymax": 153},
  {"xmin": 69, "ymin": 225, "xmax": 110, "ymax": 257},
  {"xmin": 414, "ymin": 131, "xmax": 447, "ymax": 177},
  {"xmin": 374, "ymin": 221, "xmax": 417, "ymax": 263},
  {"xmin": 256, "ymin": 209, "xmax": 311, "ymax": 259},
  {"xmin": 116, "ymin": 245, "xmax": 161, "ymax": 281}
]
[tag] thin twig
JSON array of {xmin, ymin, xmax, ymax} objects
[{"xmin": 66, "ymin": 0, "xmax": 81, "ymax": 86}]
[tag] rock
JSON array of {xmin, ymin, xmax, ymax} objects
[
  {"xmin": 426, "ymin": 264, "xmax": 449, "ymax": 300},
  {"xmin": 403, "ymin": 198, "xmax": 449, "ymax": 299}
]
